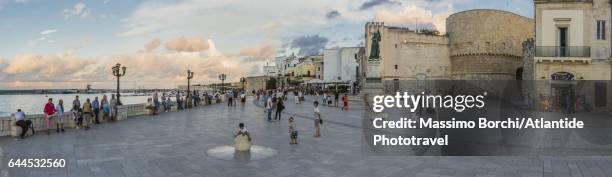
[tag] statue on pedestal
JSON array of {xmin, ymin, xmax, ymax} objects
[{"xmin": 369, "ymin": 30, "xmax": 381, "ymax": 60}]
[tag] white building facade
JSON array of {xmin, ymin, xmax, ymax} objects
[{"xmin": 323, "ymin": 47, "xmax": 364, "ymax": 83}]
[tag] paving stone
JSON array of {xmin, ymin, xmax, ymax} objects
[{"xmin": 0, "ymin": 96, "xmax": 611, "ymax": 177}]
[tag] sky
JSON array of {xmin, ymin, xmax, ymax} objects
[{"xmin": 0, "ymin": 0, "xmax": 534, "ymax": 90}]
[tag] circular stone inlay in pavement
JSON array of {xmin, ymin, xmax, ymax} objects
[{"xmin": 206, "ymin": 145, "xmax": 277, "ymax": 161}]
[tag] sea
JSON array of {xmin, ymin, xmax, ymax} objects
[{"xmin": 0, "ymin": 93, "xmax": 151, "ymax": 117}]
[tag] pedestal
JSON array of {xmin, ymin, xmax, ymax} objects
[{"xmin": 361, "ymin": 59, "xmax": 384, "ymax": 109}]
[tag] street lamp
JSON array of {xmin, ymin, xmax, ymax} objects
[
  {"xmin": 218, "ymin": 74, "xmax": 227, "ymax": 93},
  {"xmin": 240, "ymin": 77, "xmax": 247, "ymax": 92},
  {"xmin": 112, "ymin": 63, "xmax": 127, "ymax": 105},
  {"xmin": 187, "ymin": 70, "xmax": 194, "ymax": 97}
]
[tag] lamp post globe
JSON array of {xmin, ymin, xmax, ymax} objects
[
  {"xmin": 187, "ymin": 70, "xmax": 194, "ymax": 97},
  {"xmin": 218, "ymin": 74, "xmax": 227, "ymax": 93},
  {"xmin": 112, "ymin": 63, "xmax": 127, "ymax": 105}
]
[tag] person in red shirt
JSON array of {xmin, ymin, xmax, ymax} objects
[
  {"xmin": 44, "ymin": 98, "xmax": 56, "ymax": 135},
  {"xmin": 342, "ymin": 94, "xmax": 349, "ymax": 111}
]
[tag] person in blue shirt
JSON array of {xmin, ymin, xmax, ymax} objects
[{"xmin": 92, "ymin": 97, "xmax": 100, "ymax": 124}]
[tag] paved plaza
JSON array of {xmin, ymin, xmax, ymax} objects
[{"xmin": 1, "ymin": 97, "xmax": 612, "ymax": 177}]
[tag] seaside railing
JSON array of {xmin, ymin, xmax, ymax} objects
[{"xmin": 0, "ymin": 95, "xmax": 225, "ymax": 137}]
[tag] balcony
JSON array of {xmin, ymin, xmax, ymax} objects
[{"xmin": 535, "ymin": 46, "xmax": 590, "ymax": 57}]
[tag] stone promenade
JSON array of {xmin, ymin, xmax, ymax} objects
[{"xmin": 1, "ymin": 97, "xmax": 612, "ymax": 177}]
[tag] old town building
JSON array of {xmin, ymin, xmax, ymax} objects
[{"xmin": 362, "ymin": 9, "xmax": 534, "ymax": 90}]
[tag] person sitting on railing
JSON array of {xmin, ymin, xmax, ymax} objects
[
  {"xmin": 146, "ymin": 98, "xmax": 155, "ymax": 115},
  {"xmin": 13, "ymin": 109, "xmax": 33, "ymax": 140},
  {"xmin": 234, "ymin": 123, "xmax": 251, "ymax": 151},
  {"xmin": 43, "ymin": 98, "xmax": 56, "ymax": 135}
]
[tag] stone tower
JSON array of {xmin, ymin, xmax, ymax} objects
[{"xmin": 446, "ymin": 9, "xmax": 534, "ymax": 80}]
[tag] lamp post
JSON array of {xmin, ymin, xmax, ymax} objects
[
  {"xmin": 112, "ymin": 63, "xmax": 126, "ymax": 105},
  {"xmin": 187, "ymin": 70, "xmax": 194, "ymax": 97},
  {"xmin": 218, "ymin": 74, "xmax": 227, "ymax": 93},
  {"xmin": 186, "ymin": 70, "xmax": 194, "ymax": 108},
  {"xmin": 240, "ymin": 77, "xmax": 247, "ymax": 92}
]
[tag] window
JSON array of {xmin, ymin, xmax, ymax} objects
[
  {"xmin": 597, "ymin": 20, "xmax": 606, "ymax": 40},
  {"xmin": 394, "ymin": 65, "xmax": 398, "ymax": 69}
]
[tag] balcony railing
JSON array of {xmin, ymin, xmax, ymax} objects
[{"xmin": 535, "ymin": 46, "xmax": 590, "ymax": 57}]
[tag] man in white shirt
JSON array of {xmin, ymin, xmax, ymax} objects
[
  {"xmin": 266, "ymin": 96, "xmax": 273, "ymax": 121},
  {"xmin": 13, "ymin": 109, "xmax": 33, "ymax": 139}
]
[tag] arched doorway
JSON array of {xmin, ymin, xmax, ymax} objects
[
  {"xmin": 515, "ymin": 68, "xmax": 523, "ymax": 80},
  {"xmin": 551, "ymin": 72, "xmax": 575, "ymax": 81},
  {"xmin": 550, "ymin": 72, "xmax": 575, "ymax": 113}
]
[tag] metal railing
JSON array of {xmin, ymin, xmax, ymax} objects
[{"xmin": 535, "ymin": 46, "xmax": 590, "ymax": 57}]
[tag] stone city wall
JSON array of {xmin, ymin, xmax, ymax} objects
[{"xmin": 447, "ymin": 9, "xmax": 534, "ymax": 80}]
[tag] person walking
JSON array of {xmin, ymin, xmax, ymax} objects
[
  {"xmin": 13, "ymin": 109, "xmax": 33, "ymax": 139},
  {"xmin": 342, "ymin": 94, "xmax": 349, "ymax": 111},
  {"xmin": 298, "ymin": 90, "xmax": 303, "ymax": 103},
  {"xmin": 227, "ymin": 91, "xmax": 234, "ymax": 107},
  {"xmin": 275, "ymin": 97, "xmax": 285, "ymax": 121},
  {"xmin": 92, "ymin": 97, "xmax": 100, "ymax": 124},
  {"xmin": 314, "ymin": 101, "xmax": 322, "ymax": 137},
  {"xmin": 266, "ymin": 93, "xmax": 273, "ymax": 121},
  {"xmin": 334, "ymin": 92, "xmax": 339, "ymax": 107},
  {"xmin": 288, "ymin": 117, "xmax": 298, "ymax": 144},
  {"xmin": 262, "ymin": 92, "xmax": 269, "ymax": 108},
  {"xmin": 83, "ymin": 99, "xmax": 93, "ymax": 130},
  {"xmin": 43, "ymin": 98, "xmax": 56, "ymax": 135},
  {"xmin": 176, "ymin": 92, "xmax": 183, "ymax": 110},
  {"xmin": 55, "ymin": 99, "xmax": 65, "ymax": 133}
]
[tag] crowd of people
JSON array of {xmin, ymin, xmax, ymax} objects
[
  {"xmin": 250, "ymin": 87, "xmax": 351, "ymax": 145},
  {"xmin": 143, "ymin": 89, "xmax": 249, "ymax": 115},
  {"xmin": 12, "ymin": 87, "xmax": 353, "ymax": 147},
  {"xmin": 12, "ymin": 94, "xmax": 119, "ymax": 140}
]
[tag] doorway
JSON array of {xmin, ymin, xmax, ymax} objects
[
  {"xmin": 558, "ymin": 27, "xmax": 568, "ymax": 57},
  {"xmin": 516, "ymin": 67, "xmax": 523, "ymax": 80}
]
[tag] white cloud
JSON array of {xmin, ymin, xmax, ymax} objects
[
  {"xmin": 40, "ymin": 29, "xmax": 57, "ymax": 35},
  {"xmin": 144, "ymin": 38, "xmax": 160, "ymax": 52},
  {"xmin": 62, "ymin": 2, "xmax": 91, "ymax": 19},
  {"xmin": 206, "ymin": 39, "xmax": 222, "ymax": 57},
  {"xmin": 374, "ymin": 4, "xmax": 454, "ymax": 33},
  {"xmin": 117, "ymin": 0, "xmax": 355, "ymax": 37},
  {"xmin": 33, "ymin": 29, "xmax": 58, "ymax": 44},
  {"xmin": 0, "ymin": 36, "xmax": 265, "ymax": 89},
  {"xmin": 164, "ymin": 36, "xmax": 209, "ymax": 53}
]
